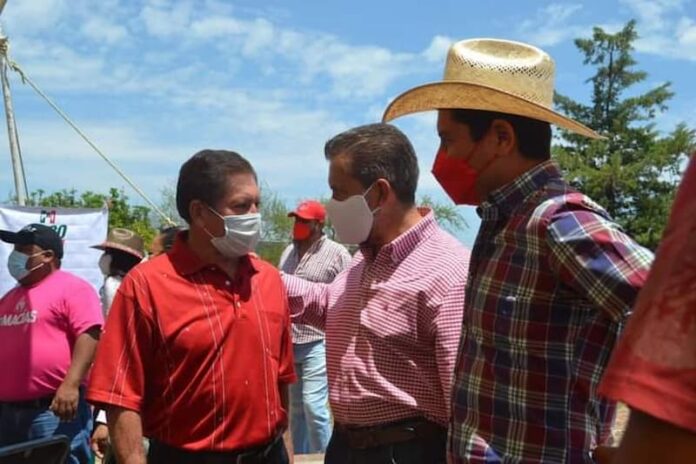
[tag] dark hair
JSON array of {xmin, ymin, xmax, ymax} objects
[
  {"xmin": 107, "ymin": 249, "xmax": 141, "ymax": 275},
  {"xmin": 159, "ymin": 226, "xmax": 181, "ymax": 252},
  {"xmin": 176, "ymin": 150, "xmax": 257, "ymax": 223},
  {"xmin": 450, "ymin": 109, "xmax": 552, "ymax": 160},
  {"xmin": 324, "ymin": 123, "xmax": 419, "ymax": 204}
]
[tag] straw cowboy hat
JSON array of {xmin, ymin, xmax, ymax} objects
[
  {"xmin": 382, "ymin": 38, "xmax": 602, "ymax": 139},
  {"xmin": 91, "ymin": 228, "xmax": 145, "ymax": 260}
]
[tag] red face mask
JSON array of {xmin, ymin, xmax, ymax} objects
[
  {"xmin": 293, "ymin": 222, "xmax": 313, "ymax": 241},
  {"xmin": 431, "ymin": 148, "xmax": 481, "ymax": 205}
]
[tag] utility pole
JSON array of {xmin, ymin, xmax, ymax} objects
[{"xmin": 0, "ymin": 0, "xmax": 29, "ymax": 206}]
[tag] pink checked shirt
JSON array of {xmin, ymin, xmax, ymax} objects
[{"xmin": 283, "ymin": 211, "xmax": 470, "ymax": 426}]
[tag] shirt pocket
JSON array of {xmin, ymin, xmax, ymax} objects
[
  {"xmin": 359, "ymin": 299, "xmax": 419, "ymax": 348},
  {"xmin": 491, "ymin": 294, "xmax": 579, "ymax": 357}
]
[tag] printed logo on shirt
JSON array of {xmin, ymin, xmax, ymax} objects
[{"xmin": 0, "ymin": 298, "xmax": 38, "ymax": 327}]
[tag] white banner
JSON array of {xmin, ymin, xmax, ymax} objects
[{"xmin": 0, "ymin": 205, "xmax": 109, "ymax": 296}]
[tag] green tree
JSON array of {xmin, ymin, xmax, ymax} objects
[
  {"xmin": 257, "ymin": 186, "xmax": 294, "ymax": 264},
  {"xmin": 155, "ymin": 184, "xmax": 185, "ymax": 228},
  {"xmin": 24, "ymin": 187, "xmax": 157, "ymax": 246},
  {"xmin": 418, "ymin": 194, "xmax": 469, "ymax": 234},
  {"xmin": 554, "ymin": 20, "xmax": 695, "ymax": 249}
]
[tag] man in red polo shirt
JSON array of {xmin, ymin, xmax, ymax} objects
[{"xmin": 87, "ymin": 149, "xmax": 296, "ymax": 464}]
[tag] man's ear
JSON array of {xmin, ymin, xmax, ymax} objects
[
  {"xmin": 41, "ymin": 250, "xmax": 56, "ymax": 264},
  {"xmin": 189, "ymin": 200, "xmax": 208, "ymax": 228},
  {"xmin": 373, "ymin": 178, "xmax": 392, "ymax": 208},
  {"xmin": 490, "ymin": 119, "xmax": 517, "ymax": 157}
]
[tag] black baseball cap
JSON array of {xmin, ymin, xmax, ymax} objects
[{"xmin": 0, "ymin": 223, "xmax": 64, "ymax": 259}]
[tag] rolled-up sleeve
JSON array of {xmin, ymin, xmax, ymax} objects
[
  {"xmin": 282, "ymin": 273, "xmax": 331, "ymax": 331},
  {"xmin": 546, "ymin": 208, "xmax": 653, "ymax": 321}
]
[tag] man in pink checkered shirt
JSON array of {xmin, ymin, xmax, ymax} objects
[{"xmin": 282, "ymin": 123, "xmax": 471, "ymax": 464}]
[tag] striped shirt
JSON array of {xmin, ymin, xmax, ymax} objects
[
  {"xmin": 87, "ymin": 234, "xmax": 295, "ymax": 451},
  {"xmin": 449, "ymin": 161, "xmax": 653, "ymax": 463},
  {"xmin": 283, "ymin": 211, "xmax": 470, "ymax": 426},
  {"xmin": 278, "ymin": 236, "xmax": 352, "ymax": 344}
]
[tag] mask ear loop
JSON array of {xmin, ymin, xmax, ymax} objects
[
  {"xmin": 26, "ymin": 250, "xmax": 49, "ymax": 274},
  {"xmin": 204, "ymin": 206, "xmax": 227, "ymax": 239},
  {"xmin": 363, "ymin": 180, "xmax": 386, "ymax": 215},
  {"xmin": 361, "ymin": 180, "xmax": 389, "ymax": 247}
]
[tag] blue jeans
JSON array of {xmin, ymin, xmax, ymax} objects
[
  {"xmin": 0, "ymin": 393, "xmax": 92, "ymax": 464},
  {"xmin": 290, "ymin": 340, "xmax": 331, "ymax": 454}
]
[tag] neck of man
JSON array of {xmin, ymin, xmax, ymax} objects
[
  {"xmin": 364, "ymin": 204, "xmax": 422, "ymax": 253},
  {"xmin": 477, "ymin": 155, "xmax": 545, "ymax": 200},
  {"xmin": 21, "ymin": 264, "xmax": 56, "ymax": 287},
  {"xmin": 187, "ymin": 227, "xmax": 240, "ymax": 278},
  {"xmin": 295, "ymin": 233, "xmax": 321, "ymax": 259}
]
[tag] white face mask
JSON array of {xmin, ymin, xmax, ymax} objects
[
  {"xmin": 325, "ymin": 184, "xmax": 380, "ymax": 245},
  {"xmin": 205, "ymin": 207, "xmax": 262, "ymax": 258},
  {"xmin": 98, "ymin": 253, "xmax": 112, "ymax": 276}
]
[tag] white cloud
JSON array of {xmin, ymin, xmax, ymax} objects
[
  {"xmin": 139, "ymin": 1, "xmax": 194, "ymax": 38},
  {"xmin": 519, "ymin": 3, "xmax": 586, "ymax": 46},
  {"xmin": 1, "ymin": 0, "xmax": 68, "ymax": 35},
  {"xmin": 189, "ymin": 16, "xmax": 243, "ymax": 39},
  {"xmin": 618, "ymin": 0, "xmax": 696, "ymax": 61},
  {"xmin": 81, "ymin": 17, "xmax": 129, "ymax": 45},
  {"xmin": 618, "ymin": 0, "xmax": 686, "ymax": 31},
  {"xmin": 423, "ymin": 35, "xmax": 454, "ymax": 63},
  {"xmin": 518, "ymin": 1, "xmax": 696, "ymax": 62}
]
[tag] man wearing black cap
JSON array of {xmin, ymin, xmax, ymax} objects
[{"xmin": 0, "ymin": 224, "xmax": 103, "ymax": 464}]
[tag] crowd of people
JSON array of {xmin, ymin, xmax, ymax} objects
[{"xmin": 0, "ymin": 37, "xmax": 694, "ymax": 464}]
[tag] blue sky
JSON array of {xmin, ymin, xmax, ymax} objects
[{"xmin": 0, "ymin": 0, "xmax": 694, "ymax": 246}]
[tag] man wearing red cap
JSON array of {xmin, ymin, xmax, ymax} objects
[{"xmin": 279, "ymin": 200, "xmax": 351, "ymax": 455}]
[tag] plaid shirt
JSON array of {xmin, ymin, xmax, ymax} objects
[
  {"xmin": 279, "ymin": 236, "xmax": 352, "ymax": 344},
  {"xmin": 449, "ymin": 161, "xmax": 653, "ymax": 463}
]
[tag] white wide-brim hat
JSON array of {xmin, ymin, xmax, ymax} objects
[{"xmin": 383, "ymin": 38, "xmax": 602, "ymax": 139}]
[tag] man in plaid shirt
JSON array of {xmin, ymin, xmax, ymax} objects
[{"xmin": 383, "ymin": 39, "xmax": 654, "ymax": 463}]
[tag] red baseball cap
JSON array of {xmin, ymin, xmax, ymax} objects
[{"xmin": 288, "ymin": 200, "xmax": 326, "ymax": 222}]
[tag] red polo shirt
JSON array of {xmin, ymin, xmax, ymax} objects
[{"xmin": 87, "ymin": 234, "xmax": 296, "ymax": 451}]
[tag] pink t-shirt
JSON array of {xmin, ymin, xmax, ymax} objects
[{"xmin": 0, "ymin": 269, "xmax": 103, "ymax": 401}]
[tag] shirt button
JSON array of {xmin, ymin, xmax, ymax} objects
[{"xmin": 225, "ymin": 280, "xmax": 231, "ymax": 286}]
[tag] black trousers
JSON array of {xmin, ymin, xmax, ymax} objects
[
  {"xmin": 147, "ymin": 435, "xmax": 288, "ymax": 464},
  {"xmin": 324, "ymin": 419, "xmax": 447, "ymax": 464}
]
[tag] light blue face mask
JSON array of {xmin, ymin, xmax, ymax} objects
[{"xmin": 7, "ymin": 250, "xmax": 45, "ymax": 281}]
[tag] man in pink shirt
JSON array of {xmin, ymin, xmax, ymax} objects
[
  {"xmin": 0, "ymin": 223, "xmax": 103, "ymax": 464},
  {"xmin": 283, "ymin": 123, "xmax": 471, "ymax": 463}
]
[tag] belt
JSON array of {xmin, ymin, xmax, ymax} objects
[
  {"xmin": 334, "ymin": 417, "xmax": 446, "ymax": 450},
  {"xmin": 1, "ymin": 395, "xmax": 54, "ymax": 409},
  {"xmin": 149, "ymin": 434, "xmax": 284, "ymax": 464}
]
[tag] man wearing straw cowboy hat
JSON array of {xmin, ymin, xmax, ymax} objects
[{"xmin": 384, "ymin": 39, "xmax": 653, "ymax": 463}]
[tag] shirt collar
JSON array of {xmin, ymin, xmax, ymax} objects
[
  {"xmin": 477, "ymin": 160, "xmax": 562, "ymax": 220},
  {"xmin": 169, "ymin": 231, "xmax": 258, "ymax": 277},
  {"xmin": 361, "ymin": 208, "xmax": 438, "ymax": 264},
  {"xmin": 293, "ymin": 235, "xmax": 327, "ymax": 256}
]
